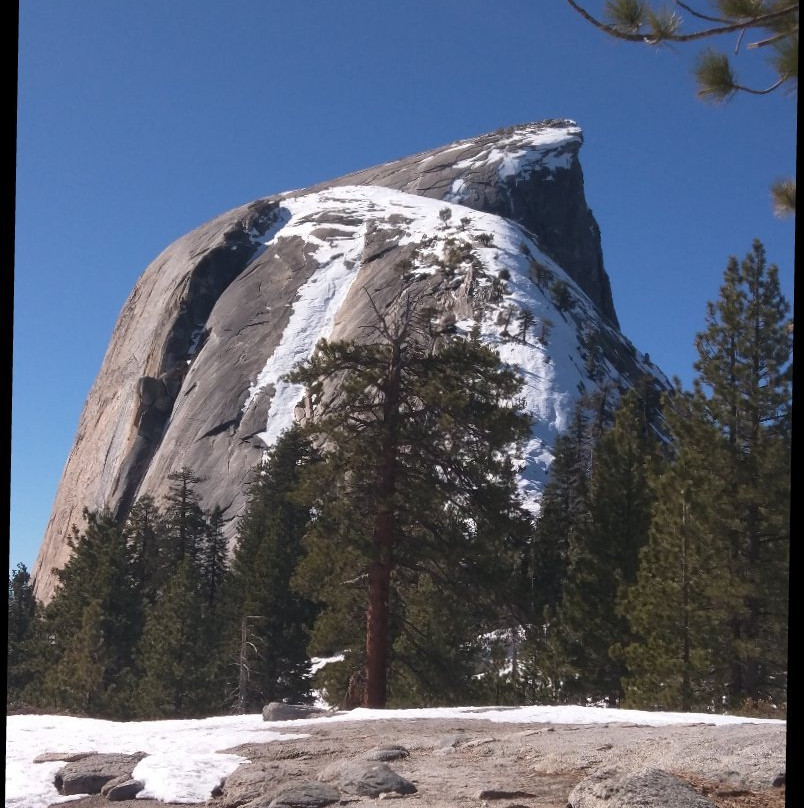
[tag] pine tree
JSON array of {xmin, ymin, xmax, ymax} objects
[
  {"xmin": 549, "ymin": 278, "xmax": 575, "ymax": 315},
  {"xmin": 124, "ymin": 494, "xmax": 167, "ymax": 605},
  {"xmin": 621, "ymin": 240, "xmax": 791, "ymax": 711},
  {"xmin": 32, "ymin": 510, "xmax": 139, "ymax": 716},
  {"xmin": 200, "ymin": 505, "xmax": 228, "ymax": 610},
  {"xmin": 389, "ymin": 573, "xmax": 488, "ymax": 706},
  {"xmin": 565, "ymin": 1, "xmax": 797, "ymax": 212},
  {"xmin": 164, "ymin": 467, "xmax": 208, "ymax": 565},
  {"xmin": 580, "ymin": 325, "xmax": 605, "ymax": 382},
  {"xmin": 135, "ymin": 557, "xmax": 217, "ymax": 717},
  {"xmin": 566, "ymin": 1, "xmax": 798, "ymax": 101},
  {"xmin": 288, "ymin": 297, "xmax": 533, "ymax": 707},
  {"xmin": 691, "ymin": 239, "xmax": 791, "ymax": 706},
  {"xmin": 517, "ymin": 307, "xmax": 536, "ymax": 344},
  {"xmin": 222, "ymin": 426, "xmax": 319, "ymax": 710},
  {"xmin": 555, "ymin": 389, "xmax": 661, "ymax": 704},
  {"xmin": 519, "ymin": 406, "xmax": 589, "ymax": 703},
  {"xmin": 522, "ymin": 388, "xmax": 614, "ymax": 696},
  {"xmin": 7, "ymin": 564, "xmax": 39, "ymax": 705},
  {"xmin": 49, "ymin": 600, "xmax": 111, "ymax": 714},
  {"xmin": 620, "ymin": 391, "xmax": 737, "ymax": 710}
]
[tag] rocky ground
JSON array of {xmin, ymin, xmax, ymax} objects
[{"xmin": 47, "ymin": 714, "xmax": 787, "ymax": 808}]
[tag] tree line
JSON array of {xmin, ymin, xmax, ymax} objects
[{"xmin": 8, "ymin": 239, "xmax": 790, "ymax": 718}]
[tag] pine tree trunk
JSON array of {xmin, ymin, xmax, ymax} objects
[
  {"xmin": 365, "ymin": 552, "xmax": 391, "ymax": 707},
  {"xmin": 364, "ymin": 439, "xmax": 397, "ymax": 707},
  {"xmin": 238, "ymin": 617, "xmax": 249, "ymax": 714},
  {"xmin": 364, "ymin": 344, "xmax": 402, "ymax": 709},
  {"xmin": 680, "ymin": 498, "xmax": 691, "ymax": 711}
]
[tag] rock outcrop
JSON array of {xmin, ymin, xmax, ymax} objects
[
  {"xmin": 567, "ymin": 767, "xmax": 718, "ymax": 807},
  {"xmin": 261, "ymin": 703, "xmax": 328, "ymax": 722},
  {"xmin": 32, "ymin": 119, "xmax": 667, "ymax": 602},
  {"xmin": 26, "ymin": 718, "xmax": 786, "ymax": 808},
  {"xmin": 53, "ymin": 752, "xmax": 147, "ymax": 797}
]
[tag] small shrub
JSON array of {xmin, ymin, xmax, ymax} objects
[
  {"xmin": 442, "ymin": 238, "xmax": 474, "ymax": 270},
  {"xmin": 537, "ymin": 317, "xmax": 554, "ymax": 346},
  {"xmin": 489, "ymin": 278, "xmax": 508, "ymax": 302},
  {"xmin": 733, "ymin": 698, "xmax": 786, "ymax": 719},
  {"xmin": 549, "ymin": 279, "xmax": 574, "ymax": 313},
  {"xmin": 517, "ymin": 307, "xmax": 535, "ymax": 343},
  {"xmin": 475, "ymin": 232, "xmax": 495, "ymax": 247},
  {"xmin": 529, "ymin": 258, "xmax": 552, "ymax": 289}
]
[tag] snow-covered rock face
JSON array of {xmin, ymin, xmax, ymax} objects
[
  {"xmin": 308, "ymin": 119, "xmax": 617, "ymax": 327},
  {"xmin": 32, "ymin": 120, "xmax": 668, "ymax": 602}
]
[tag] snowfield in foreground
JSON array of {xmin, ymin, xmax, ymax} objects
[{"xmin": 5, "ymin": 705, "xmax": 784, "ymax": 807}]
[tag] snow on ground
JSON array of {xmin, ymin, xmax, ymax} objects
[
  {"xmin": 4, "ymin": 713, "xmax": 306, "ymax": 808},
  {"xmin": 5, "ymin": 706, "xmax": 783, "ymax": 808}
]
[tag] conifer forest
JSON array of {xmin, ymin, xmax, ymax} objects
[{"xmin": 8, "ymin": 240, "xmax": 790, "ymax": 720}]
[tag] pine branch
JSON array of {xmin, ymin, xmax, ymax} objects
[
  {"xmin": 770, "ymin": 177, "xmax": 796, "ymax": 216},
  {"xmin": 566, "ymin": 0, "xmax": 798, "ymax": 42},
  {"xmin": 675, "ymin": 0, "xmax": 734, "ymax": 24},
  {"xmin": 747, "ymin": 28, "xmax": 796, "ymax": 46}
]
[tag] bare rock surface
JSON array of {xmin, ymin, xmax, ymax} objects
[
  {"xmin": 362, "ymin": 744, "xmax": 409, "ymax": 761},
  {"xmin": 54, "ymin": 752, "xmax": 148, "ymax": 796},
  {"xmin": 209, "ymin": 761, "xmax": 286, "ymax": 808},
  {"xmin": 317, "ymin": 759, "xmax": 416, "ymax": 797},
  {"xmin": 47, "ymin": 716, "xmax": 787, "ymax": 808},
  {"xmin": 567, "ymin": 767, "xmax": 717, "ymax": 807},
  {"xmin": 102, "ymin": 777, "xmax": 146, "ymax": 801},
  {"xmin": 34, "ymin": 750, "xmax": 98, "ymax": 763},
  {"xmin": 262, "ymin": 703, "xmax": 328, "ymax": 722},
  {"xmin": 263, "ymin": 781, "xmax": 340, "ymax": 807}
]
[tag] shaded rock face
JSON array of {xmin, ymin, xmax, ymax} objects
[{"xmin": 33, "ymin": 119, "xmax": 666, "ymax": 602}]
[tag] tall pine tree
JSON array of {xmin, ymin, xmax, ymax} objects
[
  {"xmin": 164, "ymin": 467, "xmax": 208, "ymax": 565},
  {"xmin": 7, "ymin": 564, "xmax": 39, "ymax": 706},
  {"xmin": 288, "ymin": 298, "xmax": 533, "ymax": 707},
  {"xmin": 200, "ymin": 505, "xmax": 228, "ymax": 611},
  {"xmin": 691, "ymin": 239, "xmax": 791, "ymax": 707},
  {"xmin": 520, "ymin": 388, "xmax": 615, "ymax": 703},
  {"xmin": 124, "ymin": 494, "xmax": 167, "ymax": 607},
  {"xmin": 620, "ymin": 390, "xmax": 736, "ymax": 710},
  {"xmin": 222, "ymin": 426, "xmax": 319, "ymax": 710},
  {"xmin": 134, "ymin": 557, "xmax": 219, "ymax": 717},
  {"xmin": 556, "ymin": 388, "xmax": 661, "ymax": 704},
  {"xmin": 622, "ymin": 240, "xmax": 791, "ymax": 711},
  {"xmin": 31, "ymin": 510, "xmax": 139, "ymax": 716}
]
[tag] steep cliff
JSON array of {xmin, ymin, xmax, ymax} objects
[{"xmin": 32, "ymin": 120, "xmax": 666, "ymax": 602}]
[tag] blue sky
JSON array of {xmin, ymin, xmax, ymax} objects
[{"xmin": 11, "ymin": 0, "xmax": 796, "ymax": 575}]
